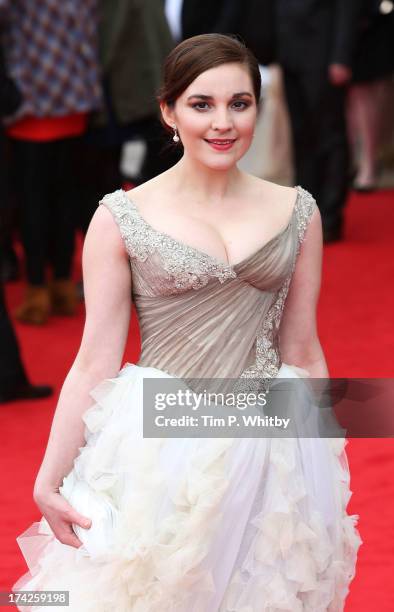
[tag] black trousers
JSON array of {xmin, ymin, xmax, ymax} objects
[
  {"xmin": 282, "ymin": 69, "xmax": 350, "ymax": 231},
  {"xmin": 0, "ymin": 130, "xmax": 28, "ymax": 392},
  {"xmin": 10, "ymin": 137, "xmax": 79, "ymax": 285},
  {"xmin": 0, "ymin": 132, "xmax": 18, "ymax": 263},
  {"xmin": 0, "ymin": 273, "xmax": 27, "ymax": 392}
]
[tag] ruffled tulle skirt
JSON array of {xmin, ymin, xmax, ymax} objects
[{"xmin": 13, "ymin": 362, "xmax": 362, "ymax": 611}]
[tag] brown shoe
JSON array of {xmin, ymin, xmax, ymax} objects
[
  {"xmin": 49, "ymin": 279, "xmax": 78, "ymax": 316},
  {"xmin": 14, "ymin": 285, "xmax": 51, "ymax": 325}
]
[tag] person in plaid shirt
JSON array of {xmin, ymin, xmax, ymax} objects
[{"xmin": 0, "ymin": 0, "xmax": 103, "ymax": 325}]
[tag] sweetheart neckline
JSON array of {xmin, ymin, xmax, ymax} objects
[{"xmin": 121, "ymin": 186, "xmax": 301, "ymax": 270}]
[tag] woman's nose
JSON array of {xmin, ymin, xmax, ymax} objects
[{"xmin": 211, "ymin": 108, "xmax": 234, "ymax": 131}]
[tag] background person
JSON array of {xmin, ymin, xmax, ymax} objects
[
  {"xmin": 0, "ymin": 41, "xmax": 52, "ymax": 403},
  {"xmin": 1, "ymin": 0, "xmax": 102, "ymax": 325},
  {"xmin": 347, "ymin": 0, "xmax": 394, "ymax": 191},
  {"xmin": 274, "ymin": 0, "xmax": 361, "ymax": 242}
]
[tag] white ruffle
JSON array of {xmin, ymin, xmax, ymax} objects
[
  {"xmin": 13, "ymin": 363, "xmax": 361, "ymax": 611},
  {"xmin": 218, "ymin": 435, "xmax": 361, "ymax": 611}
]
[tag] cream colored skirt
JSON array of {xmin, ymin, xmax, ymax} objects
[{"xmin": 13, "ymin": 362, "xmax": 361, "ymax": 611}]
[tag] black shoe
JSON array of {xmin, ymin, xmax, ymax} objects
[
  {"xmin": 0, "ymin": 257, "xmax": 20, "ymax": 282},
  {"xmin": 353, "ymin": 182, "xmax": 377, "ymax": 193},
  {"xmin": 0, "ymin": 382, "xmax": 53, "ymax": 404},
  {"xmin": 323, "ymin": 225, "xmax": 343, "ymax": 244}
]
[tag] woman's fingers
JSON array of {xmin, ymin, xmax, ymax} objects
[
  {"xmin": 58, "ymin": 523, "xmax": 83, "ymax": 548},
  {"xmin": 35, "ymin": 491, "xmax": 92, "ymax": 549},
  {"xmin": 57, "ymin": 507, "xmax": 91, "ymax": 548},
  {"xmin": 62, "ymin": 505, "xmax": 92, "ymax": 530}
]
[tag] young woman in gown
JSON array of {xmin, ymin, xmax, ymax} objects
[{"xmin": 13, "ymin": 34, "xmax": 361, "ymax": 611}]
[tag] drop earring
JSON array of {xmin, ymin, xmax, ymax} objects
[{"xmin": 172, "ymin": 125, "xmax": 180, "ymax": 143}]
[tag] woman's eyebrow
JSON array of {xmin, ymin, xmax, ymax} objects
[
  {"xmin": 233, "ymin": 92, "xmax": 253, "ymax": 98},
  {"xmin": 187, "ymin": 92, "xmax": 253, "ymax": 101}
]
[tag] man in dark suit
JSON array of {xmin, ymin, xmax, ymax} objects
[
  {"xmin": 0, "ymin": 39, "xmax": 52, "ymax": 403},
  {"xmin": 274, "ymin": 0, "xmax": 361, "ymax": 242},
  {"xmin": 181, "ymin": 0, "xmax": 243, "ymax": 38},
  {"xmin": 181, "ymin": 0, "xmax": 275, "ymax": 65}
]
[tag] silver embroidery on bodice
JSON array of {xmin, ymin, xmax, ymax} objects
[
  {"xmin": 238, "ymin": 187, "xmax": 316, "ymax": 385},
  {"xmin": 99, "ymin": 186, "xmax": 317, "ymax": 384},
  {"xmin": 99, "ymin": 190, "xmax": 237, "ymax": 290}
]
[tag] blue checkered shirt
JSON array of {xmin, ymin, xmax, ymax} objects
[{"xmin": 0, "ymin": 0, "xmax": 103, "ymax": 121}]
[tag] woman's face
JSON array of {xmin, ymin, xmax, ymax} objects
[{"xmin": 161, "ymin": 62, "xmax": 258, "ymax": 170}]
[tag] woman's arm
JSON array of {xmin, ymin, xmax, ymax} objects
[
  {"xmin": 279, "ymin": 206, "xmax": 328, "ymax": 378},
  {"xmin": 33, "ymin": 205, "xmax": 132, "ymax": 546}
]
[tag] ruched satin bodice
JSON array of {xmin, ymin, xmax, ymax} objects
[{"xmin": 99, "ymin": 186, "xmax": 316, "ymax": 380}]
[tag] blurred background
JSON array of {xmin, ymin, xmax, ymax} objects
[{"xmin": 1, "ymin": 1, "xmax": 394, "ymax": 609}]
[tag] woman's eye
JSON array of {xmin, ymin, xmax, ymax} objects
[
  {"xmin": 192, "ymin": 100, "xmax": 249, "ymax": 111},
  {"xmin": 232, "ymin": 101, "xmax": 249, "ymax": 110},
  {"xmin": 192, "ymin": 102, "xmax": 210, "ymax": 110}
]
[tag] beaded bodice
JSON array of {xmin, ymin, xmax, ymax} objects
[{"xmin": 99, "ymin": 186, "xmax": 316, "ymax": 380}]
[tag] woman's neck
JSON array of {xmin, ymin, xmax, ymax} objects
[{"xmin": 168, "ymin": 154, "xmax": 245, "ymax": 204}]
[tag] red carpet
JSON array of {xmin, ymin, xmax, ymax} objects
[{"xmin": 1, "ymin": 189, "xmax": 393, "ymax": 609}]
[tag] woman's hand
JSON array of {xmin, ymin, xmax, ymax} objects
[
  {"xmin": 34, "ymin": 487, "xmax": 92, "ymax": 549},
  {"xmin": 328, "ymin": 63, "xmax": 352, "ymax": 87}
]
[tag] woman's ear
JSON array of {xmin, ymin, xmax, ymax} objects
[{"xmin": 160, "ymin": 101, "xmax": 175, "ymax": 130}]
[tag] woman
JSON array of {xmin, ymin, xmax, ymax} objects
[
  {"xmin": 13, "ymin": 35, "xmax": 361, "ymax": 610},
  {"xmin": 347, "ymin": 0, "xmax": 394, "ymax": 191}
]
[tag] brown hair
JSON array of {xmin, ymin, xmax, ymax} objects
[{"xmin": 157, "ymin": 33, "xmax": 261, "ymax": 136}]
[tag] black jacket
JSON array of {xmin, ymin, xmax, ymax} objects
[
  {"xmin": 0, "ymin": 38, "xmax": 22, "ymax": 118},
  {"xmin": 181, "ymin": 0, "xmax": 275, "ymax": 65},
  {"xmin": 274, "ymin": 0, "xmax": 361, "ymax": 71},
  {"xmin": 0, "ymin": 37, "xmax": 21, "ymax": 248},
  {"xmin": 181, "ymin": 0, "xmax": 243, "ymax": 39}
]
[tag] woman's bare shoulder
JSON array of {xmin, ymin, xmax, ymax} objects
[
  {"xmin": 124, "ymin": 171, "xmax": 172, "ymax": 208},
  {"xmin": 241, "ymin": 174, "xmax": 298, "ymax": 213},
  {"xmin": 85, "ymin": 202, "xmax": 129, "ymax": 258},
  {"xmin": 244, "ymin": 174, "xmax": 295, "ymax": 197}
]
